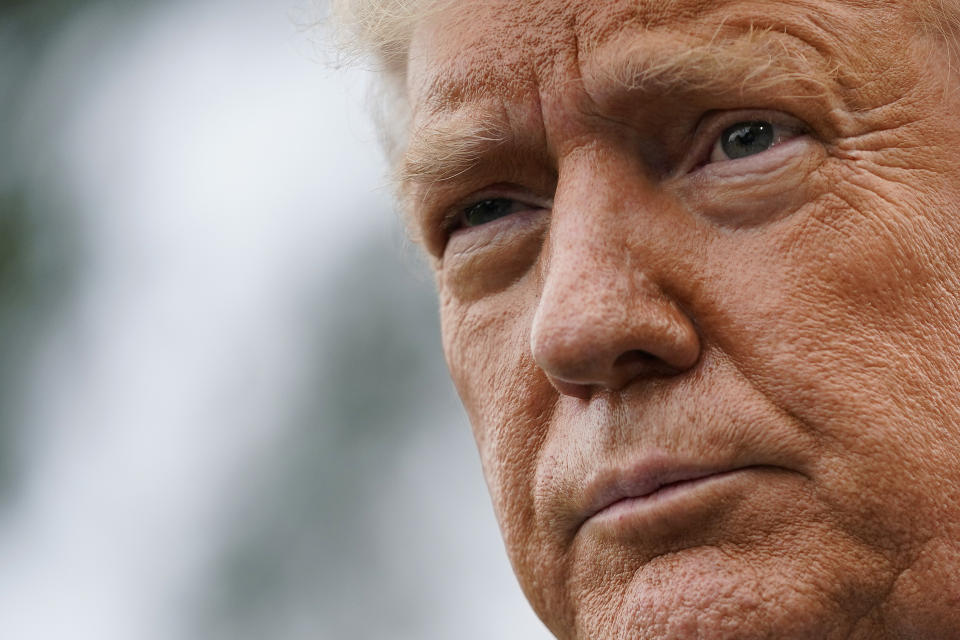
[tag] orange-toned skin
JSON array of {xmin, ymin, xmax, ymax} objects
[{"xmin": 403, "ymin": 1, "xmax": 960, "ymax": 637}]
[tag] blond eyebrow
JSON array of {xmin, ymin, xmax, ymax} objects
[
  {"xmin": 396, "ymin": 110, "xmax": 512, "ymax": 191},
  {"xmin": 398, "ymin": 28, "xmax": 837, "ymax": 195},
  {"xmin": 597, "ymin": 26, "xmax": 836, "ymax": 100}
]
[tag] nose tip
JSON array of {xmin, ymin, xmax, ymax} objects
[{"xmin": 530, "ymin": 288, "xmax": 701, "ymax": 398}]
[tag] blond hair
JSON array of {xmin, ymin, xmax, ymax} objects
[{"xmin": 328, "ymin": 0, "xmax": 444, "ymax": 165}]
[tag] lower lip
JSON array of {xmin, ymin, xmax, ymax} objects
[{"xmin": 582, "ymin": 468, "xmax": 764, "ymax": 538}]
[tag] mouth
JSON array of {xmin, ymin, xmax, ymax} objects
[{"xmin": 576, "ymin": 461, "xmax": 775, "ymax": 537}]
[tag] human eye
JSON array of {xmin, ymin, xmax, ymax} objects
[
  {"xmin": 455, "ymin": 197, "xmax": 529, "ymax": 229},
  {"xmin": 444, "ymin": 187, "xmax": 551, "ymax": 236},
  {"xmin": 698, "ymin": 113, "xmax": 807, "ymax": 167},
  {"xmin": 673, "ymin": 111, "xmax": 823, "ymax": 226}
]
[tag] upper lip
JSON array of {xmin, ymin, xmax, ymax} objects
[{"xmin": 577, "ymin": 456, "xmax": 749, "ymax": 528}]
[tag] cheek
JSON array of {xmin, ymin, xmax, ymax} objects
[
  {"xmin": 438, "ymin": 276, "xmax": 554, "ymax": 529},
  {"xmin": 708, "ymin": 165, "xmax": 960, "ymax": 546},
  {"xmin": 438, "ymin": 268, "xmax": 576, "ymax": 621}
]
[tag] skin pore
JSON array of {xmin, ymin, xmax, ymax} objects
[{"xmin": 401, "ymin": 0, "xmax": 960, "ymax": 637}]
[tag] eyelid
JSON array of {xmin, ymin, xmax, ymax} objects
[
  {"xmin": 442, "ymin": 184, "xmax": 552, "ymax": 233},
  {"xmin": 676, "ymin": 110, "xmax": 809, "ymax": 175}
]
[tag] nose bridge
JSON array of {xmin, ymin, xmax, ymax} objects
[
  {"xmin": 541, "ymin": 143, "xmax": 647, "ymax": 287},
  {"xmin": 530, "ymin": 154, "xmax": 701, "ymax": 395},
  {"xmin": 538, "ymin": 211, "xmax": 645, "ymax": 322}
]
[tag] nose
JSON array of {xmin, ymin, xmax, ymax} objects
[{"xmin": 530, "ymin": 199, "xmax": 701, "ymax": 399}]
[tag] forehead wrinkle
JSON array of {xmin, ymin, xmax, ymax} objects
[
  {"xmin": 587, "ymin": 24, "xmax": 839, "ymax": 106},
  {"xmin": 407, "ymin": 0, "xmax": 924, "ymax": 123},
  {"xmin": 400, "ymin": 0, "xmax": 930, "ymax": 205}
]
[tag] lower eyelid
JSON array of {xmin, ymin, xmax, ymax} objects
[
  {"xmin": 687, "ymin": 111, "xmax": 808, "ymax": 167},
  {"xmin": 446, "ymin": 207, "xmax": 550, "ymax": 255},
  {"xmin": 694, "ymin": 135, "xmax": 816, "ymax": 180},
  {"xmin": 448, "ymin": 191, "xmax": 551, "ymax": 231}
]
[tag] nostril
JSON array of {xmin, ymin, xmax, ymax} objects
[
  {"xmin": 531, "ymin": 274, "xmax": 702, "ymax": 393},
  {"xmin": 613, "ymin": 349, "xmax": 676, "ymax": 376},
  {"xmin": 613, "ymin": 349, "xmax": 658, "ymax": 367}
]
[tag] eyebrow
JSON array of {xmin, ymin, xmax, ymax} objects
[
  {"xmin": 398, "ymin": 28, "xmax": 837, "ymax": 194},
  {"xmin": 596, "ymin": 26, "xmax": 835, "ymax": 99},
  {"xmin": 396, "ymin": 109, "xmax": 513, "ymax": 192}
]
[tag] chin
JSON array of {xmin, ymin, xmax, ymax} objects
[{"xmin": 550, "ymin": 536, "xmax": 898, "ymax": 640}]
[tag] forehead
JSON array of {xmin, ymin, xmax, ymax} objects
[{"xmin": 407, "ymin": 0, "xmax": 911, "ymax": 114}]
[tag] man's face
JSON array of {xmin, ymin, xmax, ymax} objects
[{"xmin": 404, "ymin": 0, "xmax": 960, "ymax": 637}]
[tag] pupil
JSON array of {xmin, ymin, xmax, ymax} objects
[
  {"xmin": 721, "ymin": 121, "xmax": 775, "ymax": 160},
  {"xmin": 465, "ymin": 198, "xmax": 512, "ymax": 227}
]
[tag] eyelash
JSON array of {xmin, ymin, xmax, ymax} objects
[
  {"xmin": 442, "ymin": 185, "xmax": 550, "ymax": 234},
  {"xmin": 682, "ymin": 110, "xmax": 807, "ymax": 173},
  {"xmin": 440, "ymin": 110, "xmax": 808, "ymax": 234}
]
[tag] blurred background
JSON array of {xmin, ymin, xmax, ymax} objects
[{"xmin": 0, "ymin": 0, "xmax": 553, "ymax": 637}]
